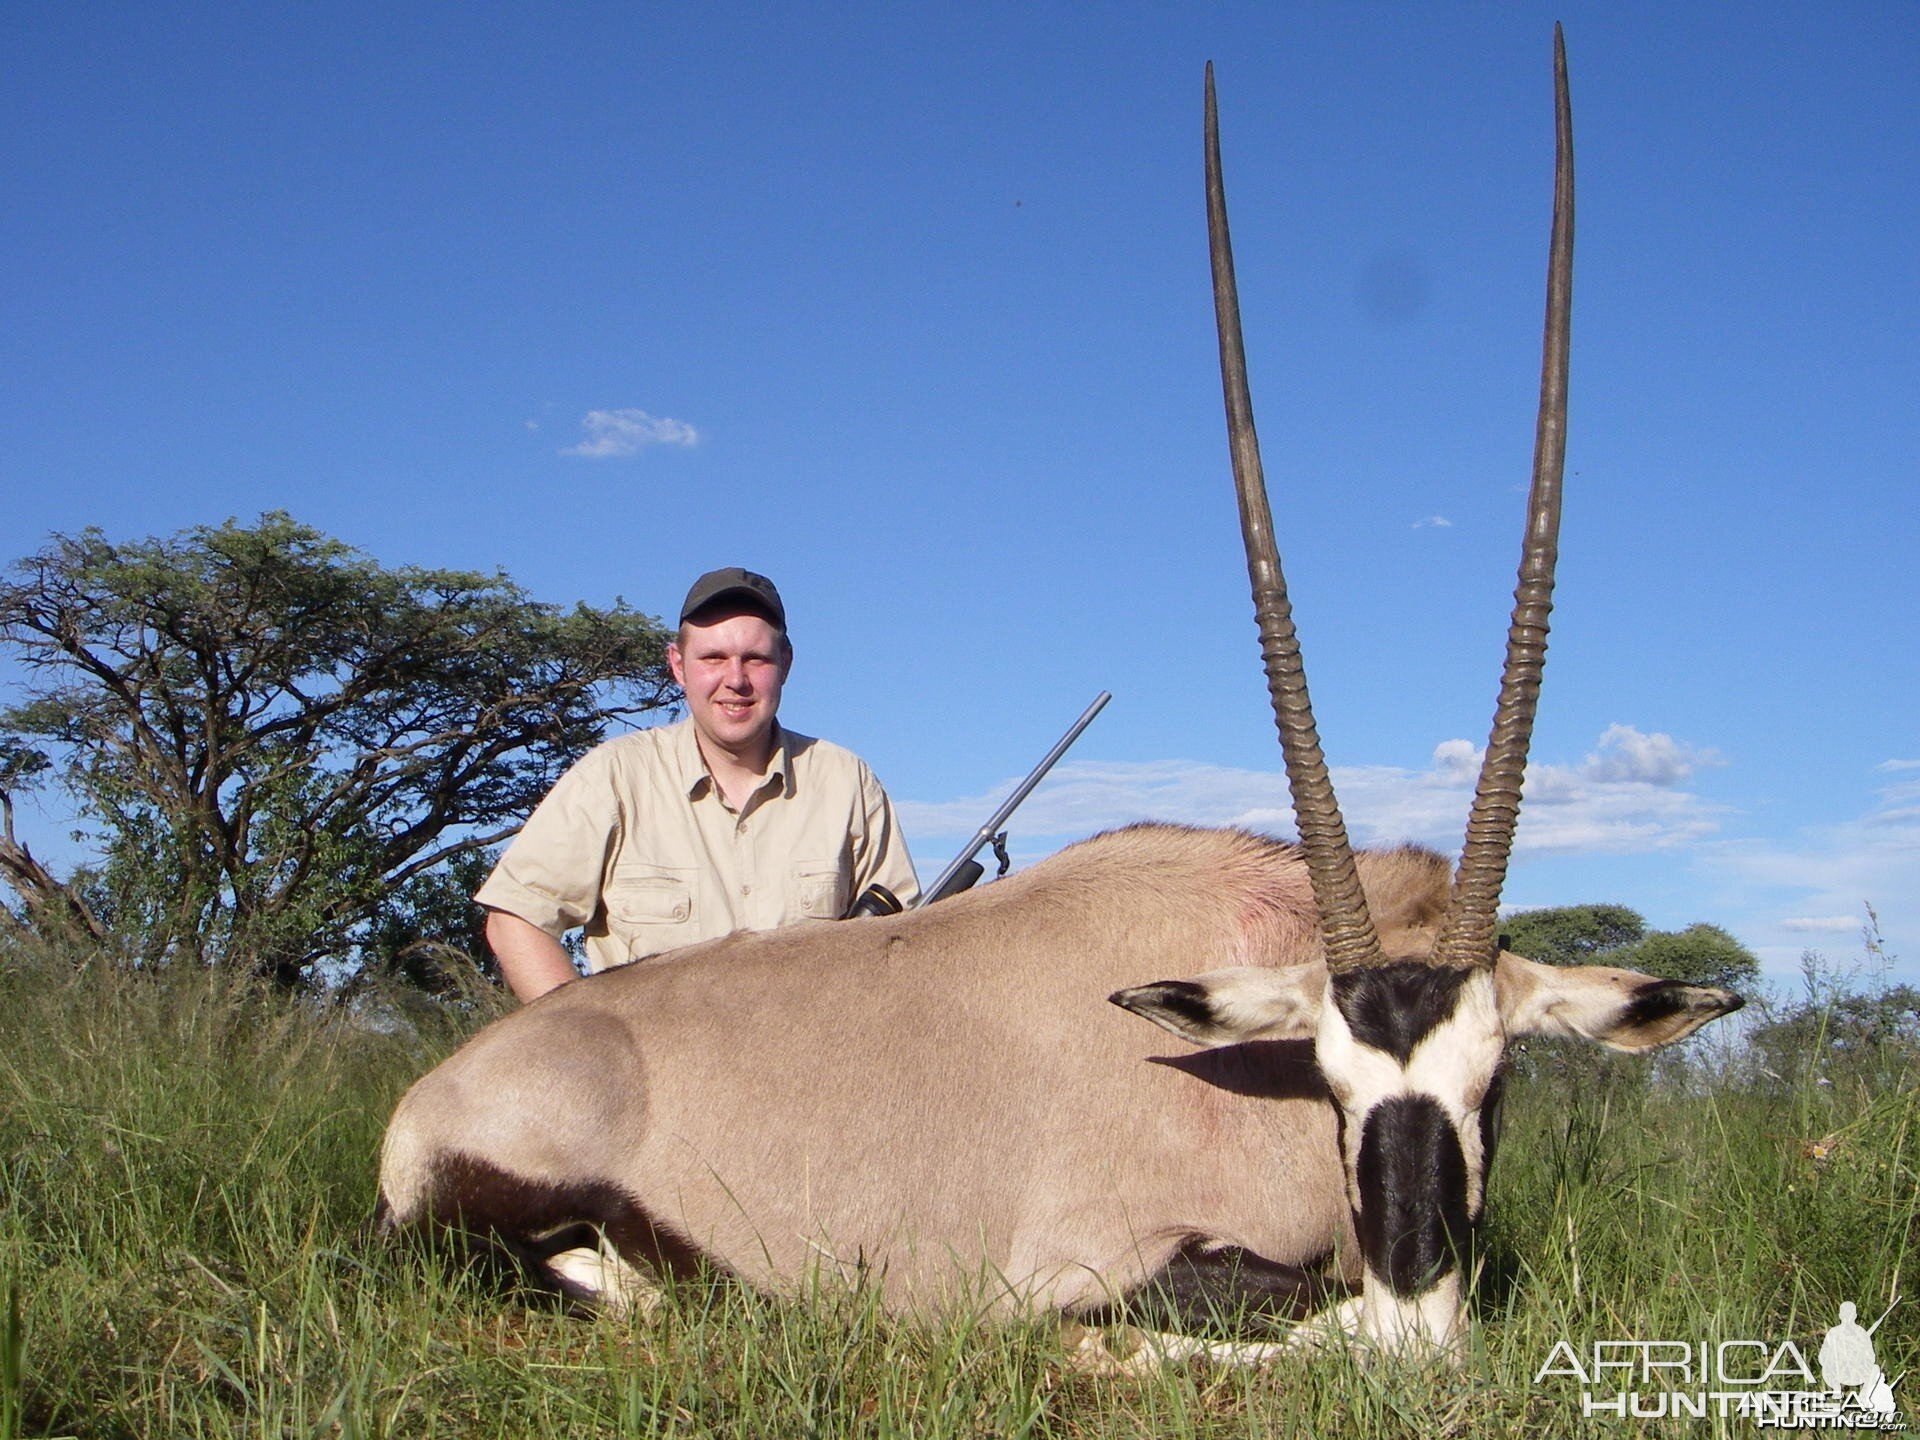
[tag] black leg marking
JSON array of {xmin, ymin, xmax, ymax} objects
[
  {"xmin": 1087, "ymin": 1239, "xmax": 1351, "ymax": 1339},
  {"xmin": 391, "ymin": 1151, "xmax": 723, "ymax": 1308},
  {"xmin": 1354, "ymin": 1094, "xmax": 1472, "ymax": 1298}
]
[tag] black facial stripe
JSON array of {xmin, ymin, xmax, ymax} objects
[
  {"xmin": 1331, "ymin": 1104, "xmax": 1366, "ymax": 1239},
  {"xmin": 1328, "ymin": 1098, "xmax": 1357, "ymax": 1214},
  {"xmin": 1354, "ymin": 1095, "xmax": 1472, "ymax": 1298},
  {"xmin": 1474, "ymin": 1067, "xmax": 1507, "ymax": 1223},
  {"xmin": 1330, "ymin": 962, "xmax": 1476, "ymax": 1065}
]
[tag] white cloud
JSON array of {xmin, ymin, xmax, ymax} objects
[
  {"xmin": 1878, "ymin": 758, "xmax": 1920, "ymax": 773},
  {"xmin": 899, "ymin": 742, "xmax": 1917, "ymax": 986},
  {"xmin": 1705, "ymin": 773, "xmax": 1919, "ymax": 897},
  {"xmin": 1582, "ymin": 723, "xmax": 1719, "ymax": 786},
  {"xmin": 1430, "ymin": 738, "xmax": 1479, "ymax": 780},
  {"xmin": 1695, "ymin": 767, "xmax": 1917, "ymax": 976},
  {"xmin": 561, "ymin": 408, "xmax": 700, "ymax": 458},
  {"xmin": 1780, "ymin": 916, "xmax": 1864, "ymax": 935},
  {"xmin": 897, "ymin": 723, "xmax": 1726, "ymax": 861},
  {"xmin": 1412, "ymin": 515, "xmax": 1453, "ymax": 529}
]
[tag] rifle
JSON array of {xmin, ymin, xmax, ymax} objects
[{"xmin": 845, "ymin": 691, "xmax": 1111, "ymax": 917}]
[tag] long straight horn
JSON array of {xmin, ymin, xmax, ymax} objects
[
  {"xmin": 1432, "ymin": 25, "xmax": 1575, "ymax": 971},
  {"xmin": 1205, "ymin": 63, "xmax": 1384, "ymax": 974}
]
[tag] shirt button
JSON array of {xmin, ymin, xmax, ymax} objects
[{"xmin": 740, "ymin": 884, "xmax": 751, "ymax": 896}]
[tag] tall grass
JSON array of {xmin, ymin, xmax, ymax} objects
[{"xmin": 1, "ymin": 947, "xmax": 1913, "ymax": 1439}]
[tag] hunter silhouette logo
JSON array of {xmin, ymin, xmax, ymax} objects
[{"xmin": 1820, "ymin": 1301, "xmax": 1902, "ymax": 1420}]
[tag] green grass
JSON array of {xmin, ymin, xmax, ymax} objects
[{"xmin": 2, "ymin": 950, "xmax": 1913, "ymax": 1439}]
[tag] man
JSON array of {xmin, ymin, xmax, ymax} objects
[{"xmin": 477, "ymin": 567, "xmax": 919, "ymax": 1001}]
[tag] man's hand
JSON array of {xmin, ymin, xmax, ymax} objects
[{"xmin": 485, "ymin": 910, "xmax": 581, "ymax": 1002}]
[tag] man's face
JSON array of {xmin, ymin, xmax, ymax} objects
[{"xmin": 667, "ymin": 608, "xmax": 791, "ymax": 761}]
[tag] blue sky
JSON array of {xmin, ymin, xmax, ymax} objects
[{"xmin": 4, "ymin": 4, "xmax": 1915, "ymax": 985}]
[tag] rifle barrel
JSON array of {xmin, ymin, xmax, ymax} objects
[{"xmin": 915, "ymin": 690, "xmax": 1111, "ymax": 908}]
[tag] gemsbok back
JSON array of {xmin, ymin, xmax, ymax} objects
[{"xmin": 379, "ymin": 28, "xmax": 1742, "ymax": 1361}]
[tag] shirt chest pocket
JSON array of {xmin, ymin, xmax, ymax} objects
[
  {"xmin": 789, "ymin": 860, "xmax": 849, "ymax": 920},
  {"xmin": 604, "ymin": 864, "xmax": 695, "ymax": 928}
]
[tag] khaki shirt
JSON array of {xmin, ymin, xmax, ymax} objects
[{"xmin": 476, "ymin": 719, "xmax": 919, "ymax": 971}]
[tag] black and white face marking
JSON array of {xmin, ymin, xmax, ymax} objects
[
  {"xmin": 1316, "ymin": 962, "xmax": 1504, "ymax": 1350},
  {"xmin": 1111, "ymin": 951, "xmax": 1741, "ymax": 1353}
]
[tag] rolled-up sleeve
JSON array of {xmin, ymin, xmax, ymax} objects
[
  {"xmin": 855, "ymin": 764, "xmax": 921, "ymax": 908},
  {"xmin": 474, "ymin": 748, "xmax": 620, "ymax": 937}
]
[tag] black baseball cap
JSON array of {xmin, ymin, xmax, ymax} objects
[{"xmin": 679, "ymin": 567, "xmax": 786, "ymax": 628}]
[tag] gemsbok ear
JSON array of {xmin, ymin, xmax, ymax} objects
[
  {"xmin": 1495, "ymin": 952, "xmax": 1744, "ymax": 1052},
  {"xmin": 1109, "ymin": 965, "xmax": 1327, "ymax": 1046}
]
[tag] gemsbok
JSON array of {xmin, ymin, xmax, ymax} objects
[{"xmin": 379, "ymin": 28, "xmax": 1743, "ymax": 1360}]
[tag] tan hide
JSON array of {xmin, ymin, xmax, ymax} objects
[{"xmin": 380, "ymin": 825, "xmax": 1454, "ymax": 1313}]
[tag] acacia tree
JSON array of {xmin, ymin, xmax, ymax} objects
[
  {"xmin": 0, "ymin": 513, "xmax": 677, "ymax": 988},
  {"xmin": 1502, "ymin": 903, "xmax": 1759, "ymax": 991},
  {"xmin": 1500, "ymin": 902, "xmax": 1760, "ymax": 1087}
]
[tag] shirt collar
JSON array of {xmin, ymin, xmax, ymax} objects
[
  {"xmin": 767, "ymin": 724, "xmax": 797, "ymax": 797},
  {"xmin": 673, "ymin": 717, "xmax": 708, "ymax": 799},
  {"xmin": 676, "ymin": 717, "xmax": 795, "ymax": 801}
]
